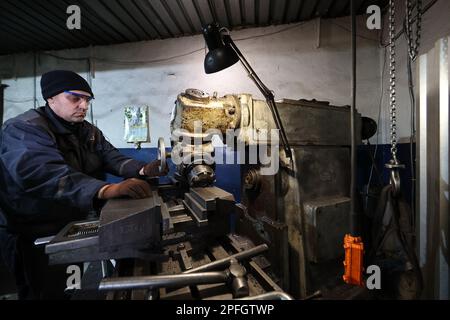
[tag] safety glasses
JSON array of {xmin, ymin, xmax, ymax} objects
[{"xmin": 64, "ymin": 91, "xmax": 94, "ymax": 105}]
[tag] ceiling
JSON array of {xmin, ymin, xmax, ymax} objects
[{"xmin": 0, "ymin": 0, "xmax": 388, "ymax": 56}]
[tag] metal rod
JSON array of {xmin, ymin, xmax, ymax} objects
[
  {"xmin": 226, "ymin": 37, "xmax": 292, "ymax": 159},
  {"xmin": 302, "ymin": 290, "xmax": 323, "ymax": 300},
  {"xmin": 238, "ymin": 291, "xmax": 294, "ymax": 300},
  {"xmin": 183, "ymin": 244, "xmax": 268, "ymax": 274},
  {"xmin": 350, "ymin": 0, "xmax": 358, "ymax": 236},
  {"xmin": 99, "ymin": 272, "xmax": 228, "ymax": 291}
]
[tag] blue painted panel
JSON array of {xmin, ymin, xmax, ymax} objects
[
  {"xmin": 108, "ymin": 144, "xmax": 414, "ymax": 208},
  {"xmin": 107, "ymin": 147, "xmax": 241, "ymax": 201}
]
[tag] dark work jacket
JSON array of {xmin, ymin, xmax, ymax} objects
[{"xmin": 0, "ymin": 106, "xmax": 145, "ymax": 237}]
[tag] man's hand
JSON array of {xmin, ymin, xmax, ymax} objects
[
  {"xmin": 142, "ymin": 160, "xmax": 169, "ymax": 177},
  {"xmin": 99, "ymin": 178, "xmax": 152, "ymax": 199}
]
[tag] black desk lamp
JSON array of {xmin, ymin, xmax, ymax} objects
[{"xmin": 202, "ymin": 23, "xmax": 292, "ymax": 159}]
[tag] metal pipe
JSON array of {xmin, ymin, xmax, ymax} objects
[
  {"xmin": 99, "ymin": 272, "xmax": 228, "ymax": 291},
  {"xmin": 350, "ymin": 0, "xmax": 358, "ymax": 236},
  {"xmin": 183, "ymin": 244, "xmax": 268, "ymax": 274},
  {"xmin": 302, "ymin": 290, "xmax": 323, "ymax": 300},
  {"xmin": 238, "ymin": 291, "xmax": 294, "ymax": 300}
]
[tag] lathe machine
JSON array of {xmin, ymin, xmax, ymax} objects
[{"xmin": 42, "ymin": 89, "xmax": 361, "ymax": 300}]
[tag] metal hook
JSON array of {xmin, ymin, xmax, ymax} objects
[
  {"xmin": 219, "ymin": 27, "xmax": 230, "ymax": 35},
  {"xmin": 385, "ymin": 159, "xmax": 405, "ymax": 197}
]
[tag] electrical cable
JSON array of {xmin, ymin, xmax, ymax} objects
[
  {"xmin": 233, "ymin": 21, "xmax": 308, "ymax": 41},
  {"xmin": 328, "ymin": 21, "xmax": 379, "ymax": 42},
  {"xmin": 365, "ymin": 46, "xmax": 387, "ymax": 209},
  {"xmin": 41, "ymin": 23, "xmax": 306, "ymax": 64},
  {"xmin": 404, "ymin": 0, "xmax": 421, "ymax": 235},
  {"xmin": 41, "ymin": 47, "xmax": 204, "ymax": 65},
  {"xmin": 407, "ymin": 55, "xmax": 416, "ymax": 231},
  {"xmin": 38, "ymin": 20, "xmax": 333, "ymax": 65}
]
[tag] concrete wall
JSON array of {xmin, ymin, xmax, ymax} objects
[{"xmin": 0, "ymin": 15, "xmax": 382, "ymax": 148}]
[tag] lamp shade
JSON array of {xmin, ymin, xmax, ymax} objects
[{"xmin": 202, "ymin": 24, "xmax": 239, "ymax": 74}]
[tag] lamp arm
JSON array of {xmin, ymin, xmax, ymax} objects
[{"xmin": 226, "ymin": 37, "xmax": 292, "ymax": 159}]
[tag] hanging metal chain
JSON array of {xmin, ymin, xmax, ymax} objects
[
  {"xmin": 405, "ymin": 0, "xmax": 422, "ymax": 61},
  {"xmin": 388, "ymin": 0, "xmax": 398, "ymax": 163},
  {"xmin": 386, "ymin": 0, "xmax": 405, "ymax": 196}
]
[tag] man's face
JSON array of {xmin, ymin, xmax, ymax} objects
[{"xmin": 47, "ymin": 90, "xmax": 92, "ymax": 123}]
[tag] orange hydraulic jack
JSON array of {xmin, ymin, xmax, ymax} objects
[{"xmin": 343, "ymin": 234, "xmax": 364, "ymax": 286}]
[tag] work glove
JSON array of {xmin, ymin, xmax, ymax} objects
[
  {"xmin": 99, "ymin": 178, "xmax": 152, "ymax": 199},
  {"xmin": 142, "ymin": 160, "xmax": 169, "ymax": 177}
]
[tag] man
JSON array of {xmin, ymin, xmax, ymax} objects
[{"xmin": 0, "ymin": 70, "xmax": 166, "ymax": 299}]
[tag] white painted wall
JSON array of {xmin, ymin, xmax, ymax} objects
[
  {"xmin": 0, "ymin": 16, "xmax": 382, "ymax": 148},
  {"xmin": 378, "ymin": 0, "xmax": 450, "ymax": 144}
]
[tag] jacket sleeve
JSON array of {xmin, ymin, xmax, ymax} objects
[
  {"xmin": 0, "ymin": 120, "xmax": 108, "ymax": 213},
  {"xmin": 95, "ymin": 129, "xmax": 146, "ymax": 178}
]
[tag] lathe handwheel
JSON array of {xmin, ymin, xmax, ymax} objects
[{"xmin": 157, "ymin": 137, "xmax": 167, "ymax": 174}]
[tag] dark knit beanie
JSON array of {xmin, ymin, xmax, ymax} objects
[{"xmin": 40, "ymin": 70, "xmax": 94, "ymax": 100}]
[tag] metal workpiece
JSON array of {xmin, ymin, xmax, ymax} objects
[
  {"xmin": 184, "ymin": 193, "xmax": 208, "ymax": 220},
  {"xmin": 99, "ymin": 272, "xmax": 229, "ymax": 291},
  {"xmin": 172, "ymin": 156, "xmax": 216, "ymax": 187},
  {"xmin": 190, "ymin": 186, "xmax": 235, "ymax": 210},
  {"xmin": 183, "ymin": 244, "xmax": 269, "ymax": 274},
  {"xmin": 187, "ymin": 164, "xmax": 216, "ymax": 187},
  {"xmin": 181, "ymin": 186, "xmax": 236, "ymax": 230},
  {"xmin": 183, "ymin": 199, "xmax": 209, "ymax": 227}
]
